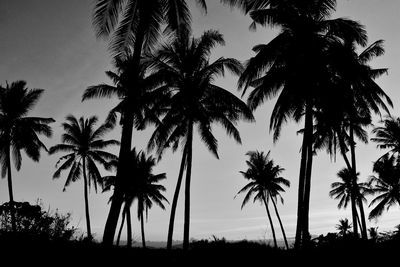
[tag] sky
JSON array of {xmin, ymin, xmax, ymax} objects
[{"xmin": 1, "ymin": 0, "xmax": 400, "ymax": 244}]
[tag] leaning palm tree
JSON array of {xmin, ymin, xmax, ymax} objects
[
  {"xmin": 149, "ymin": 29, "xmax": 254, "ymax": 250},
  {"xmin": 222, "ymin": 0, "xmax": 369, "ymax": 247},
  {"xmin": 134, "ymin": 151, "xmax": 168, "ymax": 248},
  {"xmin": 49, "ymin": 115, "xmax": 119, "ymax": 240},
  {"xmin": 368, "ymin": 154, "xmax": 400, "ymax": 220},
  {"xmin": 236, "ymin": 151, "xmax": 290, "ymax": 249},
  {"xmin": 336, "ymin": 218, "xmax": 352, "ymax": 237},
  {"xmin": 92, "ymin": 0, "xmax": 207, "ymax": 245},
  {"xmin": 0, "ymin": 80, "xmax": 54, "ymax": 232}
]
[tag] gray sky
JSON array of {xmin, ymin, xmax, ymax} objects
[{"xmin": 1, "ymin": 0, "xmax": 400, "ymax": 243}]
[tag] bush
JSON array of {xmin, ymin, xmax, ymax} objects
[{"xmin": 0, "ymin": 201, "xmax": 76, "ymax": 241}]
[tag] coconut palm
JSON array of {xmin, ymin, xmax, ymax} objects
[
  {"xmin": 222, "ymin": 0, "xmax": 368, "ymax": 247},
  {"xmin": 236, "ymin": 151, "xmax": 290, "ymax": 249},
  {"xmin": 368, "ymin": 154, "xmax": 400, "ymax": 220},
  {"xmin": 336, "ymin": 218, "xmax": 352, "ymax": 237},
  {"xmin": 92, "ymin": 0, "xmax": 206, "ymax": 245},
  {"xmin": 49, "ymin": 115, "xmax": 119, "ymax": 240},
  {"xmin": 134, "ymin": 151, "xmax": 168, "ymax": 248},
  {"xmin": 330, "ymin": 168, "xmax": 372, "ymax": 231},
  {"xmin": 371, "ymin": 116, "xmax": 400, "ymax": 159},
  {"xmin": 0, "ymin": 80, "xmax": 54, "ymax": 232},
  {"xmin": 148, "ymin": 29, "xmax": 254, "ymax": 250},
  {"xmin": 102, "ymin": 149, "xmax": 168, "ymax": 248}
]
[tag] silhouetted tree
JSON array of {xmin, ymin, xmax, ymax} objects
[
  {"xmin": 49, "ymin": 115, "xmax": 119, "ymax": 240},
  {"xmin": 149, "ymin": 29, "xmax": 254, "ymax": 250},
  {"xmin": 371, "ymin": 116, "xmax": 400, "ymax": 159},
  {"xmin": 330, "ymin": 168, "xmax": 372, "ymax": 232},
  {"xmin": 134, "ymin": 151, "xmax": 168, "ymax": 248},
  {"xmin": 368, "ymin": 154, "xmax": 400, "ymax": 220},
  {"xmin": 222, "ymin": 0, "xmax": 368, "ymax": 247},
  {"xmin": 236, "ymin": 151, "xmax": 290, "ymax": 249},
  {"xmin": 0, "ymin": 81, "xmax": 54, "ymax": 232},
  {"xmin": 102, "ymin": 149, "xmax": 168, "ymax": 248},
  {"xmin": 336, "ymin": 218, "xmax": 352, "ymax": 237},
  {"xmin": 92, "ymin": 0, "xmax": 207, "ymax": 245}
]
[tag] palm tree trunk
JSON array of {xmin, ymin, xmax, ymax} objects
[
  {"xmin": 167, "ymin": 145, "xmax": 187, "ymax": 250},
  {"xmin": 141, "ymin": 209, "xmax": 146, "ymax": 248},
  {"xmin": 126, "ymin": 204, "xmax": 132, "ymax": 248},
  {"xmin": 302, "ymin": 104, "xmax": 314, "ymax": 243},
  {"xmin": 102, "ymin": 19, "xmax": 147, "ymax": 246},
  {"xmin": 339, "ymin": 135, "xmax": 359, "ymax": 236},
  {"xmin": 349, "ymin": 124, "xmax": 368, "ymax": 240},
  {"xmin": 6, "ymin": 145, "xmax": 16, "ymax": 232},
  {"xmin": 183, "ymin": 121, "xmax": 193, "ymax": 251},
  {"xmin": 116, "ymin": 207, "xmax": 126, "ymax": 246},
  {"xmin": 271, "ymin": 197, "xmax": 289, "ymax": 249},
  {"xmin": 262, "ymin": 194, "xmax": 277, "ymax": 248},
  {"xmin": 82, "ymin": 157, "xmax": 92, "ymax": 240},
  {"xmin": 295, "ymin": 103, "xmax": 312, "ymax": 249}
]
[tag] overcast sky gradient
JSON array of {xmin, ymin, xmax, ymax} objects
[{"xmin": 1, "ymin": 0, "xmax": 400, "ymax": 243}]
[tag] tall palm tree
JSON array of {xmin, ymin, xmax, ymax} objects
[
  {"xmin": 222, "ymin": 0, "xmax": 368, "ymax": 247},
  {"xmin": 368, "ymin": 154, "xmax": 400, "ymax": 220},
  {"xmin": 336, "ymin": 218, "xmax": 352, "ymax": 237},
  {"xmin": 92, "ymin": 0, "xmax": 206, "ymax": 245},
  {"xmin": 49, "ymin": 115, "xmax": 119, "ymax": 240},
  {"xmin": 0, "ymin": 80, "xmax": 54, "ymax": 232},
  {"xmin": 236, "ymin": 151, "xmax": 290, "ymax": 249},
  {"xmin": 148, "ymin": 29, "xmax": 254, "ymax": 250},
  {"xmin": 330, "ymin": 168, "xmax": 372, "ymax": 231}
]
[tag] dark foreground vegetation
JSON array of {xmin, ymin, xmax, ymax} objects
[
  {"xmin": 0, "ymin": 202, "xmax": 397, "ymax": 266},
  {"xmin": 1, "ymin": 233, "xmax": 399, "ymax": 266}
]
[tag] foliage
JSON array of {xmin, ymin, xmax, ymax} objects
[{"xmin": 0, "ymin": 201, "xmax": 76, "ymax": 241}]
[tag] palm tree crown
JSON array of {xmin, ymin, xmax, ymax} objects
[{"xmin": 368, "ymin": 154, "xmax": 400, "ymax": 220}]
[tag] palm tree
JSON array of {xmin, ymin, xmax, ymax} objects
[
  {"xmin": 102, "ymin": 149, "xmax": 168, "ymax": 248},
  {"xmin": 92, "ymin": 0, "xmax": 206, "ymax": 245},
  {"xmin": 49, "ymin": 115, "xmax": 119, "ymax": 240},
  {"xmin": 336, "ymin": 218, "xmax": 352, "ymax": 237},
  {"xmin": 371, "ymin": 116, "xmax": 400, "ymax": 159},
  {"xmin": 236, "ymin": 151, "xmax": 290, "ymax": 249},
  {"xmin": 222, "ymin": 0, "xmax": 368, "ymax": 247},
  {"xmin": 0, "ymin": 80, "xmax": 54, "ymax": 232},
  {"xmin": 368, "ymin": 154, "xmax": 400, "ymax": 220},
  {"xmin": 330, "ymin": 168, "xmax": 372, "ymax": 231},
  {"xmin": 134, "ymin": 151, "xmax": 168, "ymax": 248},
  {"xmin": 148, "ymin": 29, "xmax": 254, "ymax": 250}
]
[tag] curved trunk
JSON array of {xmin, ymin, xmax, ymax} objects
[
  {"xmin": 141, "ymin": 209, "xmax": 146, "ymax": 248},
  {"xmin": 6, "ymin": 145, "xmax": 16, "ymax": 232},
  {"xmin": 271, "ymin": 197, "xmax": 289, "ymax": 250},
  {"xmin": 102, "ymin": 18, "xmax": 147, "ymax": 246},
  {"xmin": 262, "ymin": 194, "xmax": 277, "ymax": 248},
  {"xmin": 294, "ymin": 114, "xmax": 308, "ymax": 249},
  {"xmin": 349, "ymin": 124, "xmax": 368, "ymax": 240},
  {"xmin": 82, "ymin": 157, "xmax": 92, "ymax": 240},
  {"xmin": 116, "ymin": 207, "xmax": 126, "ymax": 246},
  {"xmin": 167, "ymin": 145, "xmax": 188, "ymax": 250},
  {"xmin": 126, "ymin": 205, "xmax": 132, "ymax": 248},
  {"xmin": 183, "ymin": 121, "xmax": 193, "ymax": 251}
]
